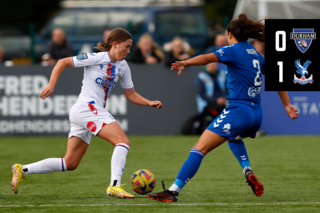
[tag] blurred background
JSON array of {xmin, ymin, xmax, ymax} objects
[
  {"xmin": 1, "ymin": 0, "xmax": 320, "ymax": 136},
  {"xmin": 0, "ymin": 0, "xmax": 236, "ymax": 65}
]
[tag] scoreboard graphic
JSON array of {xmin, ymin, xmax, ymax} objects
[{"xmin": 265, "ymin": 19, "xmax": 320, "ymax": 91}]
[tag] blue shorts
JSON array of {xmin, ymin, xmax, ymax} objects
[{"xmin": 207, "ymin": 101, "xmax": 263, "ymax": 141}]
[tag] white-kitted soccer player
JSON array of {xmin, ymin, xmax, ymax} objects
[{"xmin": 11, "ymin": 28, "xmax": 163, "ymax": 198}]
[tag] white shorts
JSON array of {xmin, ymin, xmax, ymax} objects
[{"xmin": 68, "ymin": 101, "xmax": 116, "ymax": 145}]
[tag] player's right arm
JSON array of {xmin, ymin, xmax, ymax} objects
[
  {"xmin": 277, "ymin": 91, "xmax": 298, "ymax": 119},
  {"xmin": 171, "ymin": 53, "xmax": 220, "ymax": 75},
  {"xmin": 40, "ymin": 57, "xmax": 73, "ymax": 100}
]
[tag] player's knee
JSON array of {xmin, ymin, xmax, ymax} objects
[
  {"xmin": 121, "ymin": 138, "xmax": 131, "ymax": 147},
  {"xmin": 114, "ymin": 136, "xmax": 130, "ymax": 147},
  {"xmin": 64, "ymin": 158, "xmax": 80, "ymax": 171},
  {"xmin": 192, "ymin": 146, "xmax": 208, "ymax": 155},
  {"xmin": 66, "ymin": 162, "xmax": 79, "ymax": 171}
]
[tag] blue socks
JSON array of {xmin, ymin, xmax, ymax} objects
[
  {"xmin": 169, "ymin": 141, "xmax": 251, "ymax": 193},
  {"xmin": 228, "ymin": 140, "xmax": 251, "ymax": 171},
  {"xmin": 169, "ymin": 148, "xmax": 204, "ymax": 192}
]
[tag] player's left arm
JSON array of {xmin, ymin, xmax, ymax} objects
[
  {"xmin": 123, "ymin": 89, "xmax": 163, "ymax": 109},
  {"xmin": 277, "ymin": 91, "xmax": 298, "ymax": 119}
]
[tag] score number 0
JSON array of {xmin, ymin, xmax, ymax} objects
[{"xmin": 275, "ymin": 31, "xmax": 285, "ymax": 83}]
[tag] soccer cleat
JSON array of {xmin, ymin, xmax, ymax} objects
[
  {"xmin": 147, "ymin": 181, "xmax": 179, "ymax": 202},
  {"xmin": 11, "ymin": 164, "xmax": 25, "ymax": 194},
  {"xmin": 106, "ymin": 184, "xmax": 135, "ymax": 198},
  {"xmin": 245, "ymin": 169, "xmax": 264, "ymax": 197}
]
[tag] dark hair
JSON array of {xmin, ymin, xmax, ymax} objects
[
  {"xmin": 95, "ymin": 28, "xmax": 133, "ymax": 51},
  {"xmin": 227, "ymin": 14, "xmax": 265, "ymax": 42}
]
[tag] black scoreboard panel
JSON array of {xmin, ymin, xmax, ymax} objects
[{"xmin": 265, "ymin": 19, "xmax": 320, "ymax": 91}]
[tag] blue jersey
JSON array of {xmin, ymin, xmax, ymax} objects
[{"xmin": 214, "ymin": 42, "xmax": 265, "ymax": 104}]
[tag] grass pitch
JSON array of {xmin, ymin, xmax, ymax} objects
[{"xmin": 0, "ymin": 135, "xmax": 320, "ymax": 212}]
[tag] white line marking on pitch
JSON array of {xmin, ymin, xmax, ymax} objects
[{"xmin": 1, "ymin": 202, "xmax": 320, "ymax": 208}]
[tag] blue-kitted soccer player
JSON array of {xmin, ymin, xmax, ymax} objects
[{"xmin": 147, "ymin": 13, "xmax": 299, "ymax": 202}]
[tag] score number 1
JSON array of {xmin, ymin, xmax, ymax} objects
[
  {"xmin": 277, "ymin": 61, "xmax": 283, "ymax": 82},
  {"xmin": 275, "ymin": 31, "xmax": 286, "ymax": 82}
]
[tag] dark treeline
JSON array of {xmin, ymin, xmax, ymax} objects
[
  {"xmin": 0, "ymin": 0, "xmax": 237, "ymax": 34},
  {"xmin": 0, "ymin": 0, "xmax": 61, "ymax": 33}
]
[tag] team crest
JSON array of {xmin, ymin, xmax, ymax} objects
[
  {"xmin": 223, "ymin": 123, "xmax": 231, "ymax": 135},
  {"xmin": 293, "ymin": 59, "xmax": 313, "ymax": 85},
  {"xmin": 290, "ymin": 29, "xmax": 316, "ymax": 53}
]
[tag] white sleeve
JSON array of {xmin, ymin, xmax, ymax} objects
[
  {"xmin": 120, "ymin": 62, "xmax": 134, "ymax": 90},
  {"xmin": 72, "ymin": 53, "xmax": 102, "ymax": 67}
]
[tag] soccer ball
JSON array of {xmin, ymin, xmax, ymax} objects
[{"xmin": 130, "ymin": 169, "xmax": 156, "ymax": 194}]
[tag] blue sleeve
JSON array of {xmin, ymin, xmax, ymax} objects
[{"xmin": 214, "ymin": 45, "xmax": 237, "ymax": 65}]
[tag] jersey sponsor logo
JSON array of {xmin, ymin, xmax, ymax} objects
[
  {"xmin": 290, "ymin": 29, "xmax": 316, "ymax": 53},
  {"xmin": 87, "ymin": 121, "xmax": 97, "ymax": 132},
  {"xmin": 95, "ymin": 75, "xmax": 117, "ymax": 89},
  {"xmin": 95, "ymin": 63, "xmax": 118, "ymax": 89},
  {"xmin": 293, "ymin": 59, "xmax": 313, "ymax": 85},
  {"xmin": 223, "ymin": 123, "xmax": 231, "ymax": 135},
  {"xmin": 76, "ymin": 53, "xmax": 88, "ymax": 60},
  {"xmin": 248, "ymin": 86, "xmax": 261, "ymax": 97}
]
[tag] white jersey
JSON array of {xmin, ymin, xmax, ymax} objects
[{"xmin": 72, "ymin": 52, "xmax": 134, "ymax": 108}]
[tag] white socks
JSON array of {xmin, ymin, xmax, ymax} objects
[
  {"xmin": 22, "ymin": 158, "xmax": 67, "ymax": 176},
  {"xmin": 110, "ymin": 143, "xmax": 129, "ymax": 187},
  {"xmin": 169, "ymin": 184, "xmax": 181, "ymax": 193},
  {"xmin": 20, "ymin": 143, "xmax": 129, "ymax": 186}
]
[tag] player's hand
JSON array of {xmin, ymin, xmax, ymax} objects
[
  {"xmin": 285, "ymin": 104, "xmax": 298, "ymax": 119},
  {"xmin": 171, "ymin": 61, "xmax": 186, "ymax": 75},
  {"xmin": 40, "ymin": 83, "xmax": 55, "ymax": 100},
  {"xmin": 149, "ymin": 101, "xmax": 163, "ymax": 109}
]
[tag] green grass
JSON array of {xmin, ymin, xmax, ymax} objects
[{"xmin": 0, "ymin": 136, "xmax": 320, "ymax": 212}]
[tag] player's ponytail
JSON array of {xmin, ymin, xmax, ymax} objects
[
  {"xmin": 227, "ymin": 13, "xmax": 265, "ymax": 43},
  {"xmin": 95, "ymin": 28, "xmax": 133, "ymax": 52}
]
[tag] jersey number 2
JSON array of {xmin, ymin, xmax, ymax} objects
[{"xmin": 253, "ymin": 59, "xmax": 262, "ymax": 86}]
